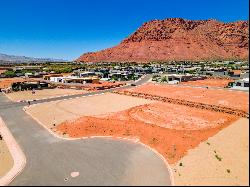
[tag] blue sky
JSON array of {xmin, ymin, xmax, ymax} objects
[{"xmin": 0, "ymin": 0, "xmax": 249, "ymax": 60}]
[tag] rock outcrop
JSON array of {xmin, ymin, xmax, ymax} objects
[{"xmin": 77, "ymin": 18, "xmax": 249, "ymax": 63}]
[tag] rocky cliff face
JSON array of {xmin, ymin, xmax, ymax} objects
[{"xmin": 77, "ymin": 18, "xmax": 249, "ymax": 63}]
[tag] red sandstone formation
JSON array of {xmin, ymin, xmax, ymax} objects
[{"xmin": 77, "ymin": 18, "xmax": 249, "ymax": 63}]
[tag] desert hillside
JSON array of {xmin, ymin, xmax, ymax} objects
[{"xmin": 77, "ymin": 18, "xmax": 249, "ymax": 63}]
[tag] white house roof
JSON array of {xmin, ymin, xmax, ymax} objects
[{"xmin": 241, "ymin": 78, "xmax": 249, "ymax": 83}]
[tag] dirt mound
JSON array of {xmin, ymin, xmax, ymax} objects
[
  {"xmin": 77, "ymin": 18, "xmax": 249, "ymax": 63},
  {"xmin": 105, "ymin": 102, "xmax": 235, "ymax": 130}
]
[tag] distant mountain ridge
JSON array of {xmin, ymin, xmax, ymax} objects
[
  {"xmin": 0, "ymin": 53, "xmax": 67, "ymax": 63},
  {"xmin": 77, "ymin": 18, "xmax": 249, "ymax": 63}
]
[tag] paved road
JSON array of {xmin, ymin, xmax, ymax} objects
[{"xmin": 0, "ymin": 75, "xmax": 172, "ymax": 186}]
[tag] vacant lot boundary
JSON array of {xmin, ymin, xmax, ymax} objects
[{"xmin": 113, "ymin": 90, "xmax": 249, "ymax": 118}]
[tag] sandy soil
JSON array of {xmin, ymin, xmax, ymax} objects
[
  {"xmin": 0, "ymin": 138, "xmax": 14, "ymax": 178},
  {"xmin": 6, "ymin": 88, "xmax": 87, "ymax": 101},
  {"xmin": 172, "ymin": 118, "xmax": 249, "ymax": 186},
  {"xmin": 99, "ymin": 102, "xmax": 236, "ymax": 130},
  {"xmin": 180, "ymin": 79, "xmax": 233, "ymax": 88},
  {"xmin": 55, "ymin": 102, "xmax": 238, "ymax": 164},
  {"xmin": 0, "ymin": 78, "xmax": 24, "ymax": 89},
  {"xmin": 0, "ymin": 70, "xmax": 7, "ymax": 74},
  {"xmin": 85, "ymin": 82, "xmax": 126, "ymax": 91},
  {"xmin": 55, "ymin": 81, "xmax": 125, "ymax": 91},
  {"xmin": 89, "ymin": 81, "xmax": 125, "ymax": 88},
  {"xmin": 0, "ymin": 78, "xmax": 42, "ymax": 89},
  {"xmin": 26, "ymin": 93, "xmax": 154, "ymax": 128},
  {"xmin": 124, "ymin": 83, "xmax": 249, "ymax": 112}
]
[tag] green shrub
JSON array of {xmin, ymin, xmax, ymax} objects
[{"xmin": 4, "ymin": 70, "xmax": 15, "ymax": 77}]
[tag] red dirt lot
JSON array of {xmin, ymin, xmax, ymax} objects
[
  {"xmin": 0, "ymin": 78, "xmax": 24, "ymax": 89},
  {"xmin": 116, "ymin": 102, "xmax": 235, "ymax": 130},
  {"xmin": 180, "ymin": 79, "xmax": 233, "ymax": 87},
  {"xmin": 89, "ymin": 81, "xmax": 125, "ymax": 90},
  {"xmin": 0, "ymin": 78, "xmax": 42, "ymax": 89},
  {"xmin": 124, "ymin": 83, "xmax": 249, "ymax": 112},
  {"xmin": 57, "ymin": 81, "xmax": 125, "ymax": 91},
  {"xmin": 56, "ymin": 102, "xmax": 238, "ymax": 164}
]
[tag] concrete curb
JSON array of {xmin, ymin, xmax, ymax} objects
[
  {"xmin": 24, "ymin": 92, "xmax": 106, "ymax": 108},
  {"xmin": 1, "ymin": 92, "xmax": 14, "ymax": 102},
  {"xmin": 23, "ymin": 107, "xmax": 175, "ymax": 186},
  {"xmin": 0, "ymin": 117, "xmax": 26, "ymax": 186},
  {"xmin": 20, "ymin": 92, "xmax": 86, "ymax": 103},
  {"xmin": 3, "ymin": 91, "xmax": 88, "ymax": 103},
  {"xmin": 4, "ymin": 82, "xmax": 129, "ymax": 103}
]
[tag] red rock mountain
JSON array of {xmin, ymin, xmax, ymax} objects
[{"xmin": 77, "ymin": 18, "xmax": 249, "ymax": 63}]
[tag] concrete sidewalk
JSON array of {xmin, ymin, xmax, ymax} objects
[{"xmin": 0, "ymin": 117, "xmax": 26, "ymax": 186}]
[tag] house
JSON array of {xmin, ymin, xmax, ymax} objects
[
  {"xmin": 64, "ymin": 77, "xmax": 99, "ymax": 84},
  {"xmin": 43, "ymin": 74, "xmax": 64, "ymax": 80},
  {"xmin": 73, "ymin": 70, "xmax": 102, "ymax": 78},
  {"xmin": 79, "ymin": 71, "xmax": 96, "ymax": 78},
  {"xmin": 168, "ymin": 80, "xmax": 180, "ymax": 84},
  {"xmin": 25, "ymin": 72, "xmax": 33, "ymax": 78},
  {"xmin": 229, "ymin": 78, "xmax": 249, "ymax": 91},
  {"xmin": 240, "ymin": 70, "xmax": 249, "ymax": 79},
  {"xmin": 166, "ymin": 74, "xmax": 205, "ymax": 82},
  {"xmin": 100, "ymin": 78, "xmax": 111, "ymax": 81},
  {"xmin": 49, "ymin": 76, "xmax": 67, "ymax": 83},
  {"xmin": 108, "ymin": 70, "xmax": 134, "ymax": 80},
  {"xmin": 212, "ymin": 68, "xmax": 228, "ymax": 77},
  {"xmin": 153, "ymin": 73, "xmax": 205, "ymax": 84},
  {"xmin": 228, "ymin": 70, "xmax": 242, "ymax": 78},
  {"xmin": 25, "ymin": 72, "xmax": 43, "ymax": 78},
  {"xmin": 11, "ymin": 81, "xmax": 49, "ymax": 91},
  {"xmin": 50, "ymin": 76, "xmax": 100, "ymax": 84}
]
